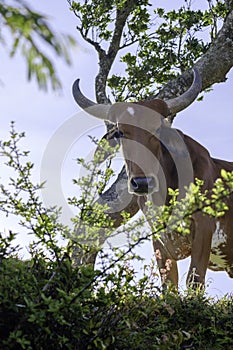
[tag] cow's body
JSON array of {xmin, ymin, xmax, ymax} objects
[
  {"xmin": 72, "ymin": 69, "xmax": 233, "ymax": 288},
  {"xmin": 138, "ymin": 131, "xmax": 233, "ymax": 287}
]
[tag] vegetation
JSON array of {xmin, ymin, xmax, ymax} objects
[
  {"xmin": 1, "ymin": 124, "xmax": 233, "ymax": 349},
  {"xmin": 1, "ymin": 247, "xmax": 233, "ymax": 349},
  {"xmin": 1, "ymin": 1, "xmax": 233, "ymax": 348},
  {"xmin": 69, "ymin": 0, "xmax": 233, "ymax": 103},
  {"xmin": 0, "ymin": 0, "xmax": 75, "ymax": 90}
]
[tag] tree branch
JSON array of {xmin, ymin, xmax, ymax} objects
[
  {"xmin": 95, "ymin": 0, "xmax": 138, "ymax": 103},
  {"xmin": 155, "ymin": 9, "xmax": 233, "ymax": 106}
]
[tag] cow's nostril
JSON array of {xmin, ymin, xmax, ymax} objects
[
  {"xmin": 130, "ymin": 178, "xmax": 139, "ymax": 190},
  {"xmin": 130, "ymin": 176, "xmax": 159, "ymax": 194},
  {"xmin": 130, "ymin": 177, "xmax": 150, "ymax": 193}
]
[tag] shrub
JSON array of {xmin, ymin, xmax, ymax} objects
[{"xmin": 1, "ymin": 124, "xmax": 233, "ymax": 349}]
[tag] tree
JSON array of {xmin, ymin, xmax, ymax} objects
[
  {"xmin": 1, "ymin": 0, "xmax": 75, "ymax": 90},
  {"xmin": 69, "ymin": 0, "xmax": 233, "ymax": 101},
  {"xmin": 69, "ymin": 0, "xmax": 233, "ymax": 263}
]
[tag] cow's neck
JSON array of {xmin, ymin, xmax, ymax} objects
[{"xmin": 155, "ymin": 145, "xmax": 180, "ymax": 205}]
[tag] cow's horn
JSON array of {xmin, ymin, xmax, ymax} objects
[
  {"xmin": 72, "ymin": 79, "xmax": 111, "ymax": 120},
  {"xmin": 166, "ymin": 68, "xmax": 202, "ymax": 115}
]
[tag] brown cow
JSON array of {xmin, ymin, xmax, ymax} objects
[{"xmin": 72, "ymin": 69, "xmax": 233, "ymax": 288}]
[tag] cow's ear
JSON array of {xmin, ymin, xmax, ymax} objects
[{"xmin": 160, "ymin": 127, "xmax": 189, "ymax": 157}]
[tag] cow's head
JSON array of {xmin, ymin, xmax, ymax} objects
[{"xmin": 72, "ymin": 69, "xmax": 201, "ymax": 195}]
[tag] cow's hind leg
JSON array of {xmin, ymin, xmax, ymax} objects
[{"xmin": 187, "ymin": 214, "xmax": 214, "ymax": 289}]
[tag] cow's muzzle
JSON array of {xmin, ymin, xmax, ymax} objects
[{"xmin": 129, "ymin": 176, "xmax": 159, "ymax": 195}]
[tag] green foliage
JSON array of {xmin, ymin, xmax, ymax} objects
[
  {"xmin": 69, "ymin": 0, "xmax": 150, "ymax": 43},
  {"xmin": 1, "ymin": 248, "xmax": 233, "ymax": 349},
  {"xmin": 1, "ymin": 125, "xmax": 233, "ymax": 348},
  {"xmin": 0, "ymin": 122, "xmax": 70, "ymax": 259},
  {"xmin": 70, "ymin": 0, "xmax": 227, "ymax": 100},
  {"xmin": 0, "ymin": 0, "xmax": 75, "ymax": 90},
  {"xmin": 109, "ymin": 1, "xmax": 227, "ymax": 101},
  {"xmin": 68, "ymin": 137, "xmax": 120, "ymax": 253}
]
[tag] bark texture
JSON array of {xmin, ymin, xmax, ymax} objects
[{"xmin": 95, "ymin": 0, "xmax": 138, "ymax": 104}]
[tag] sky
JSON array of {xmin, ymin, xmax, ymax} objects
[{"xmin": 1, "ymin": 0, "xmax": 233, "ymax": 297}]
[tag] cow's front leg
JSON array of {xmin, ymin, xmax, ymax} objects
[
  {"xmin": 153, "ymin": 240, "xmax": 178, "ymax": 289},
  {"xmin": 187, "ymin": 215, "xmax": 214, "ymax": 289}
]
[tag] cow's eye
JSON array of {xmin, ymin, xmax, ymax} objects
[{"xmin": 109, "ymin": 130, "xmax": 124, "ymax": 139}]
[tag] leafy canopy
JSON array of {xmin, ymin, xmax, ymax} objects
[
  {"xmin": 0, "ymin": 0, "xmax": 75, "ymax": 90},
  {"xmin": 70, "ymin": 0, "xmax": 227, "ymax": 100}
]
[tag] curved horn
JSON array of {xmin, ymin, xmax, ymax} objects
[
  {"xmin": 72, "ymin": 79, "xmax": 111, "ymax": 120},
  {"xmin": 166, "ymin": 68, "xmax": 202, "ymax": 115},
  {"xmin": 72, "ymin": 78, "xmax": 97, "ymax": 109}
]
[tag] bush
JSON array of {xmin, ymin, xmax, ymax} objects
[
  {"xmin": 1, "ymin": 124, "xmax": 233, "ymax": 349},
  {"xmin": 1, "ymin": 245, "xmax": 233, "ymax": 349}
]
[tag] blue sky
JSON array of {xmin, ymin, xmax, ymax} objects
[{"xmin": 1, "ymin": 0, "xmax": 233, "ymax": 296}]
